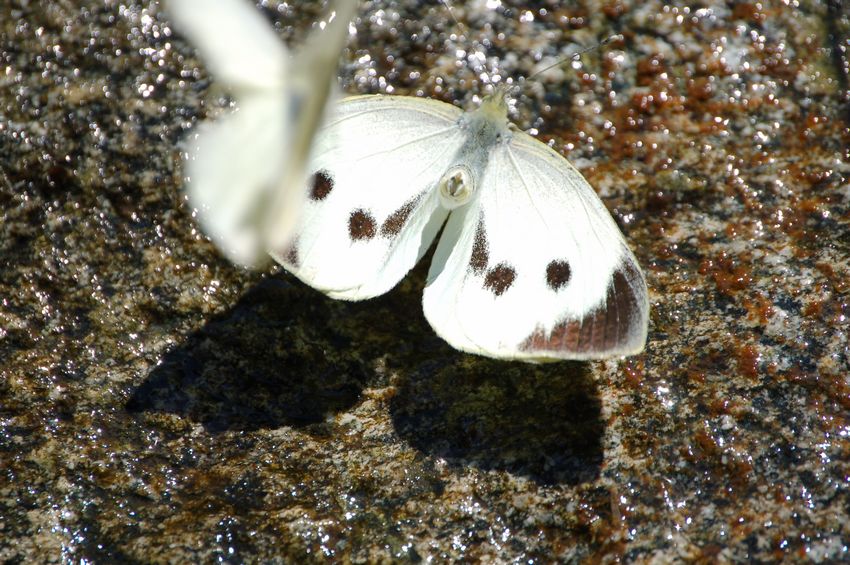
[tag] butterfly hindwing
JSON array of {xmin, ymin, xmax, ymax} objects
[
  {"xmin": 270, "ymin": 95, "xmax": 466, "ymax": 300},
  {"xmin": 423, "ymin": 128, "xmax": 649, "ymax": 361}
]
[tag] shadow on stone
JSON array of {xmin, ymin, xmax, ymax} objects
[
  {"xmin": 126, "ymin": 276, "xmax": 370, "ymax": 433},
  {"xmin": 389, "ymin": 359, "xmax": 603, "ymax": 486},
  {"xmin": 126, "ymin": 261, "xmax": 605, "ymax": 484}
]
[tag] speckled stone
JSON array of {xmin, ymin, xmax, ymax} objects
[{"xmin": 1, "ymin": 0, "xmax": 849, "ymax": 562}]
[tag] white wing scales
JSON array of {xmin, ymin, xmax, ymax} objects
[
  {"xmin": 424, "ymin": 129, "xmax": 649, "ymax": 361},
  {"xmin": 173, "ymin": 2, "xmax": 648, "ymax": 361},
  {"xmin": 264, "ymin": 0, "xmax": 358, "ymax": 255},
  {"xmin": 270, "ymin": 95, "xmax": 466, "ymax": 299}
]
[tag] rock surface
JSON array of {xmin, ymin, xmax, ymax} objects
[{"xmin": 1, "ymin": 0, "xmax": 849, "ymax": 562}]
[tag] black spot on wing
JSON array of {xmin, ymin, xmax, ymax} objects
[
  {"xmin": 484, "ymin": 263, "xmax": 516, "ymax": 297},
  {"xmin": 520, "ymin": 261, "xmax": 644, "ymax": 355},
  {"xmin": 468, "ymin": 215, "xmax": 514, "ymax": 297},
  {"xmin": 546, "ymin": 260, "xmax": 572, "ymax": 291},
  {"xmin": 348, "ymin": 209, "xmax": 377, "ymax": 241},
  {"xmin": 309, "ymin": 170, "xmax": 334, "ymax": 201},
  {"xmin": 281, "ymin": 237, "xmax": 299, "ymax": 267}
]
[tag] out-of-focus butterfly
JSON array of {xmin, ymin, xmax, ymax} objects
[{"xmin": 168, "ymin": 0, "xmax": 356, "ymax": 268}]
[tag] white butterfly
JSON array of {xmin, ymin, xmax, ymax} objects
[
  {"xmin": 268, "ymin": 88, "xmax": 650, "ymax": 362},
  {"xmin": 167, "ymin": 0, "xmax": 356, "ymax": 268}
]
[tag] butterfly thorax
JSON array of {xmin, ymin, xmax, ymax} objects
[{"xmin": 438, "ymin": 91, "xmax": 512, "ymax": 211}]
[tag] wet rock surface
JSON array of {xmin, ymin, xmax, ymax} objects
[{"xmin": 1, "ymin": 0, "xmax": 849, "ymax": 561}]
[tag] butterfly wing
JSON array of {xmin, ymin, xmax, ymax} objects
[
  {"xmin": 423, "ymin": 129, "xmax": 649, "ymax": 361},
  {"xmin": 262, "ymin": 0, "xmax": 357, "ymax": 257},
  {"xmin": 270, "ymin": 95, "xmax": 466, "ymax": 300},
  {"xmin": 182, "ymin": 94, "xmax": 287, "ymax": 267},
  {"xmin": 166, "ymin": 0, "xmax": 288, "ymax": 90}
]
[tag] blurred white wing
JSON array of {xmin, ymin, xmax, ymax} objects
[
  {"xmin": 182, "ymin": 94, "xmax": 286, "ymax": 266},
  {"xmin": 423, "ymin": 129, "xmax": 649, "ymax": 361},
  {"xmin": 270, "ymin": 95, "xmax": 465, "ymax": 299},
  {"xmin": 166, "ymin": 0, "xmax": 287, "ymax": 90}
]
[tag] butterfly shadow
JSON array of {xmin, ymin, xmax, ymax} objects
[
  {"xmin": 126, "ymin": 261, "xmax": 604, "ymax": 486},
  {"xmin": 388, "ymin": 355, "xmax": 604, "ymax": 487},
  {"xmin": 126, "ymin": 275, "xmax": 372, "ymax": 434}
]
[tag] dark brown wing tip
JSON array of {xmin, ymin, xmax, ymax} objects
[{"xmin": 519, "ymin": 260, "xmax": 648, "ymax": 359}]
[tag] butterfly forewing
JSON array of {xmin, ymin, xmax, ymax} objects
[
  {"xmin": 424, "ymin": 128, "xmax": 649, "ymax": 361},
  {"xmin": 270, "ymin": 95, "xmax": 467, "ymax": 300}
]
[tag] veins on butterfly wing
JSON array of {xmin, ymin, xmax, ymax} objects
[
  {"xmin": 519, "ymin": 262, "xmax": 642, "ymax": 355},
  {"xmin": 504, "ymin": 146, "xmax": 552, "ymax": 233}
]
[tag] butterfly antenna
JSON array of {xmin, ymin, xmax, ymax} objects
[
  {"xmin": 439, "ymin": 0, "xmax": 462, "ymax": 29},
  {"xmin": 508, "ymin": 34, "xmax": 622, "ymax": 97}
]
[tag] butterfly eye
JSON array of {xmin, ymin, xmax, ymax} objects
[{"xmin": 438, "ymin": 165, "xmax": 475, "ymax": 210}]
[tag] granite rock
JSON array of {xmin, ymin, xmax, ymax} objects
[{"xmin": 1, "ymin": 0, "xmax": 849, "ymax": 562}]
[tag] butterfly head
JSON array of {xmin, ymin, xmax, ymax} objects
[{"xmin": 478, "ymin": 87, "xmax": 510, "ymax": 122}]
